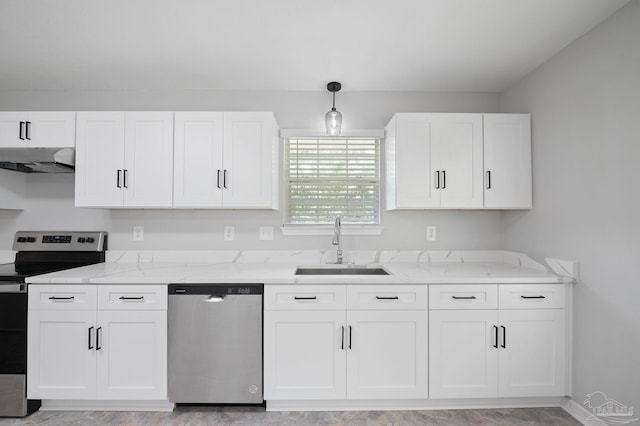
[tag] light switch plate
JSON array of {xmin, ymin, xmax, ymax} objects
[
  {"xmin": 259, "ymin": 226, "xmax": 274, "ymax": 241},
  {"xmin": 224, "ymin": 226, "xmax": 235, "ymax": 241}
]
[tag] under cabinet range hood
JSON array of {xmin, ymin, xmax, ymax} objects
[{"xmin": 0, "ymin": 148, "xmax": 75, "ymax": 173}]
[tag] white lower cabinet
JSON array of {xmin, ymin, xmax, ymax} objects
[
  {"xmin": 27, "ymin": 285, "xmax": 167, "ymax": 401},
  {"xmin": 264, "ymin": 285, "xmax": 428, "ymax": 401},
  {"xmin": 428, "ymin": 284, "xmax": 567, "ymax": 399}
]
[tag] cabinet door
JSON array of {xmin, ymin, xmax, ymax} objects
[
  {"xmin": 173, "ymin": 112, "xmax": 224, "ymax": 208},
  {"xmin": 498, "ymin": 309, "xmax": 566, "ymax": 397},
  {"xmin": 222, "ymin": 112, "xmax": 277, "ymax": 208},
  {"xmin": 27, "ymin": 310, "xmax": 96, "ymax": 399},
  {"xmin": 429, "ymin": 310, "xmax": 498, "ymax": 399},
  {"xmin": 264, "ymin": 310, "xmax": 346, "ymax": 400},
  {"xmin": 0, "ymin": 112, "xmax": 27, "ymax": 146},
  {"xmin": 27, "ymin": 112, "xmax": 76, "ymax": 148},
  {"xmin": 75, "ymin": 112, "xmax": 126, "ymax": 207},
  {"xmin": 431, "ymin": 114, "xmax": 483, "ymax": 208},
  {"xmin": 393, "ymin": 114, "xmax": 439, "ymax": 208},
  {"xmin": 483, "ymin": 114, "xmax": 532, "ymax": 209},
  {"xmin": 123, "ymin": 112, "xmax": 174, "ymax": 207},
  {"xmin": 346, "ymin": 310, "xmax": 428, "ymax": 399},
  {"xmin": 96, "ymin": 310, "xmax": 167, "ymax": 400}
]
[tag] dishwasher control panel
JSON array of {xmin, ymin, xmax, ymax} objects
[{"xmin": 168, "ymin": 284, "xmax": 263, "ymax": 296}]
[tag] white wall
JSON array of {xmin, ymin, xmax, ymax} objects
[
  {"xmin": 501, "ymin": 0, "xmax": 640, "ymax": 413},
  {"xmin": 0, "ymin": 90, "xmax": 504, "ymax": 252}
]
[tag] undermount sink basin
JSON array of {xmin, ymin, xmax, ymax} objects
[{"xmin": 295, "ymin": 267, "xmax": 389, "ymax": 276}]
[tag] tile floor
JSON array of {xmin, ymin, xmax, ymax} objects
[{"xmin": 0, "ymin": 406, "xmax": 580, "ymax": 425}]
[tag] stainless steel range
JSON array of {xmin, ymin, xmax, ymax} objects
[{"xmin": 0, "ymin": 231, "xmax": 107, "ymax": 417}]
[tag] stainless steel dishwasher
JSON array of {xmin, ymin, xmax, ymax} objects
[{"xmin": 168, "ymin": 284, "xmax": 263, "ymax": 404}]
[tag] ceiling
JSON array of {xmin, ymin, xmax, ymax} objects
[{"xmin": 0, "ymin": 0, "xmax": 630, "ymax": 92}]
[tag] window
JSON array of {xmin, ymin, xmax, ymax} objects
[{"xmin": 285, "ymin": 137, "xmax": 380, "ymax": 225}]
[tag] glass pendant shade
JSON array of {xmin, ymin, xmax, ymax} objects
[{"xmin": 325, "ymin": 108, "xmax": 342, "ymax": 136}]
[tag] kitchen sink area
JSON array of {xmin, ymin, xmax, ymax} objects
[{"xmin": 295, "ymin": 266, "xmax": 390, "ymax": 275}]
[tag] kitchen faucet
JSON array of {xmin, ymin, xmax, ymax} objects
[{"xmin": 331, "ymin": 215, "xmax": 343, "ymax": 264}]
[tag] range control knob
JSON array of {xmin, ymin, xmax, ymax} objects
[
  {"xmin": 86, "ymin": 237, "xmax": 95, "ymax": 243},
  {"xmin": 77, "ymin": 237, "xmax": 86, "ymax": 243},
  {"xmin": 26, "ymin": 237, "xmax": 36, "ymax": 243},
  {"xmin": 17, "ymin": 237, "xmax": 26, "ymax": 243}
]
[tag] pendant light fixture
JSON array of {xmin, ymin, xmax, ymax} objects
[{"xmin": 325, "ymin": 81, "xmax": 342, "ymax": 136}]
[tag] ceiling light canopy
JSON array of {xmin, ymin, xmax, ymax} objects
[{"xmin": 325, "ymin": 81, "xmax": 342, "ymax": 136}]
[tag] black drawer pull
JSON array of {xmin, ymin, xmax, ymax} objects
[
  {"xmin": 520, "ymin": 295, "xmax": 546, "ymax": 299},
  {"xmin": 492, "ymin": 325, "xmax": 498, "ymax": 348},
  {"xmin": 501, "ymin": 325, "xmax": 506, "ymax": 348},
  {"xmin": 96, "ymin": 326, "xmax": 102, "ymax": 350},
  {"xmin": 49, "ymin": 296, "xmax": 75, "ymax": 300},
  {"xmin": 452, "ymin": 296, "xmax": 477, "ymax": 300},
  {"xmin": 19, "ymin": 121, "xmax": 25, "ymax": 140},
  {"xmin": 119, "ymin": 296, "xmax": 144, "ymax": 300},
  {"xmin": 375, "ymin": 296, "xmax": 399, "ymax": 300},
  {"xmin": 294, "ymin": 296, "xmax": 317, "ymax": 300},
  {"xmin": 341, "ymin": 326, "xmax": 345, "ymax": 350}
]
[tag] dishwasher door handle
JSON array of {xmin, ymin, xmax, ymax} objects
[{"xmin": 203, "ymin": 295, "xmax": 225, "ymax": 303}]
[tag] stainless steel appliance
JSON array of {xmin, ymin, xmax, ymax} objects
[
  {"xmin": 168, "ymin": 284, "xmax": 263, "ymax": 404},
  {"xmin": 0, "ymin": 231, "xmax": 107, "ymax": 417}
]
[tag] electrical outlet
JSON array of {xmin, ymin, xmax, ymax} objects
[
  {"xmin": 426, "ymin": 226, "xmax": 436, "ymax": 241},
  {"xmin": 133, "ymin": 226, "xmax": 144, "ymax": 242},
  {"xmin": 224, "ymin": 226, "xmax": 235, "ymax": 241},
  {"xmin": 259, "ymin": 226, "xmax": 274, "ymax": 241}
]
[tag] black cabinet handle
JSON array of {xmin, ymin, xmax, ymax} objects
[
  {"xmin": 123, "ymin": 169, "xmax": 128, "ymax": 188},
  {"xmin": 375, "ymin": 296, "xmax": 399, "ymax": 300},
  {"xmin": 493, "ymin": 325, "xmax": 498, "ymax": 348},
  {"xmin": 88, "ymin": 326, "xmax": 94, "ymax": 350},
  {"xmin": 223, "ymin": 169, "xmax": 228, "ymax": 188},
  {"xmin": 217, "ymin": 169, "xmax": 222, "ymax": 189},
  {"xmin": 486, "ymin": 170, "xmax": 492, "ymax": 189},
  {"xmin": 294, "ymin": 296, "xmax": 317, "ymax": 300},
  {"xmin": 117, "ymin": 170, "xmax": 122, "ymax": 188},
  {"xmin": 25, "ymin": 121, "xmax": 31, "ymax": 140},
  {"xmin": 119, "ymin": 296, "xmax": 144, "ymax": 300},
  {"xmin": 96, "ymin": 326, "xmax": 102, "ymax": 350},
  {"xmin": 435, "ymin": 171, "xmax": 440, "ymax": 189},
  {"xmin": 341, "ymin": 326, "xmax": 345, "ymax": 350},
  {"xmin": 348, "ymin": 326, "xmax": 352, "ymax": 350},
  {"xmin": 442, "ymin": 170, "xmax": 446, "ymax": 189},
  {"xmin": 452, "ymin": 296, "xmax": 477, "ymax": 300},
  {"xmin": 500, "ymin": 325, "xmax": 506, "ymax": 348},
  {"xmin": 520, "ymin": 295, "xmax": 546, "ymax": 299},
  {"xmin": 19, "ymin": 121, "xmax": 25, "ymax": 140},
  {"xmin": 49, "ymin": 296, "xmax": 75, "ymax": 300}
]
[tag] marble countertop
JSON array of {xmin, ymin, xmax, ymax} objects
[{"xmin": 25, "ymin": 250, "xmax": 577, "ymax": 285}]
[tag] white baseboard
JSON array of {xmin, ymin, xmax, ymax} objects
[
  {"xmin": 40, "ymin": 400, "xmax": 175, "ymax": 412},
  {"xmin": 563, "ymin": 399, "xmax": 607, "ymax": 426}
]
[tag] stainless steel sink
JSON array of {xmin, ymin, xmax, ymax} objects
[{"xmin": 295, "ymin": 267, "xmax": 389, "ymax": 276}]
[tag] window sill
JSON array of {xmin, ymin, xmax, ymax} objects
[{"xmin": 280, "ymin": 225, "xmax": 383, "ymax": 236}]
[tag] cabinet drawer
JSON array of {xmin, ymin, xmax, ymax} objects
[
  {"xmin": 429, "ymin": 284, "xmax": 498, "ymax": 309},
  {"xmin": 347, "ymin": 285, "xmax": 427, "ymax": 310},
  {"xmin": 97, "ymin": 285, "xmax": 167, "ymax": 310},
  {"xmin": 28, "ymin": 285, "xmax": 97, "ymax": 310},
  {"xmin": 264, "ymin": 285, "xmax": 346, "ymax": 310},
  {"xmin": 499, "ymin": 284, "xmax": 566, "ymax": 309}
]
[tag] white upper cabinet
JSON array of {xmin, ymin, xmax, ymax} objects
[
  {"xmin": 75, "ymin": 112, "xmax": 174, "ymax": 208},
  {"xmin": 173, "ymin": 111, "xmax": 279, "ymax": 209},
  {"xmin": 386, "ymin": 113, "xmax": 483, "ymax": 209},
  {"xmin": 173, "ymin": 112, "xmax": 224, "ymax": 208},
  {"xmin": 483, "ymin": 114, "xmax": 532, "ymax": 209},
  {"xmin": 0, "ymin": 112, "xmax": 75, "ymax": 148}
]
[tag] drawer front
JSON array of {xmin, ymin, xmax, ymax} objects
[
  {"xmin": 28, "ymin": 284, "xmax": 97, "ymax": 310},
  {"xmin": 264, "ymin": 285, "xmax": 346, "ymax": 310},
  {"xmin": 347, "ymin": 285, "xmax": 427, "ymax": 310},
  {"xmin": 499, "ymin": 284, "xmax": 566, "ymax": 309},
  {"xmin": 429, "ymin": 284, "xmax": 498, "ymax": 310},
  {"xmin": 97, "ymin": 285, "xmax": 167, "ymax": 310}
]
